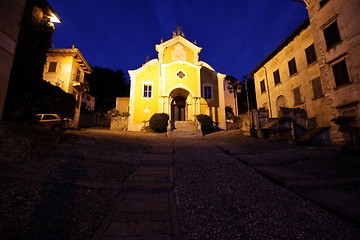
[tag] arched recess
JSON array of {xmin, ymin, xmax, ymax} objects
[
  {"xmin": 169, "ymin": 88, "xmax": 190, "ymax": 121},
  {"xmin": 276, "ymin": 95, "xmax": 286, "ymax": 117}
]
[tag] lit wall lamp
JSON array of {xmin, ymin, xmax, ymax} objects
[{"xmin": 49, "ymin": 13, "xmax": 61, "ymax": 23}]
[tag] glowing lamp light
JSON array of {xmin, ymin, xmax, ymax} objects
[{"xmin": 49, "ymin": 14, "xmax": 61, "ymax": 23}]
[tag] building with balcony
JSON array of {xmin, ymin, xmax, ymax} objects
[{"xmin": 43, "ymin": 45, "xmax": 92, "ymax": 128}]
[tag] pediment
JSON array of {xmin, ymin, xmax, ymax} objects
[{"xmin": 155, "ymin": 35, "xmax": 202, "ymax": 54}]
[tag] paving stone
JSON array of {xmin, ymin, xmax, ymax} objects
[
  {"xmin": 135, "ymin": 221, "xmax": 171, "ymax": 235},
  {"xmin": 122, "ymin": 199, "xmax": 147, "ymax": 212},
  {"xmin": 104, "ymin": 222, "xmax": 137, "ymax": 237},
  {"xmin": 112, "ymin": 212, "xmax": 129, "ymax": 222},
  {"xmin": 146, "ymin": 199, "xmax": 169, "ymax": 211},
  {"xmin": 138, "ymin": 235, "xmax": 172, "ymax": 240},
  {"xmin": 151, "ymin": 211, "xmax": 170, "ymax": 221},
  {"xmin": 127, "ymin": 211, "xmax": 151, "ymax": 221}
]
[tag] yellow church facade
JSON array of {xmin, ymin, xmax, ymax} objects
[{"xmin": 126, "ymin": 31, "xmax": 233, "ymax": 131}]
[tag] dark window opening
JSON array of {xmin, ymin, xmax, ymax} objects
[
  {"xmin": 204, "ymin": 86, "xmax": 212, "ymax": 99},
  {"xmin": 324, "ymin": 21, "xmax": 341, "ymax": 49},
  {"xmin": 320, "ymin": 0, "xmax": 330, "ymax": 7},
  {"xmin": 305, "ymin": 44, "xmax": 317, "ymax": 65},
  {"xmin": 332, "ymin": 60, "xmax": 350, "ymax": 87},
  {"xmin": 143, "ymin": 84, "xmax": 152, "ymax": 98},
  {"xmin": 260, "ymin": 80, "xmax": 266, "ymax": 93},
  {"xmin": 288, "ymin": 58, "xmax": 298, "ymax": 76},
  {"xmin": 48, "ymin": 62, "xmax": 57, "ymax": 72},
  {"xmin": 273, "ymin": 69, "xmax": 281, "ymax": 85}
]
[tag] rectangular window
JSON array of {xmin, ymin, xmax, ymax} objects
[
  {"xmin": 273, "ymin": 69, "xmax": 281, "ymax": 85},
  {"xmin": 260, "ymin": 80, "xmax": 266, "ymax": 93},
  {"xmin": 332, "ymin": 60, "xmax": 350, "ymax": 87},
  {"xmin": 143, "ymin": 84, "xmax": 152, "ymax": 98},
  {"xmin": 48, "ymin": 62, "xmax": 57, "ymax": 72},
  {"xmin": 305, "ymin": 44, "xmax": 317, "ymax": 65},
  {"xmin": 204, "ymin": 86, "xmax": 212, "ymax": 99},
  {"xmin": 293, "ymin": 87, "xmax": 302, "ymax": 106},
  {"xmin": 75, "ymin": 69, "xmax": 81, "ymax": 82},
  {"xmin": 288, "ymin": 58, "xmax": 297, "ymax": 76},
  {"xmin": 324, "ymin": 21, "xmax": 341, "ymax": 49},
  {"xmin": 311, "ymin": 77, "xmax": 324, "ymax": 99}
]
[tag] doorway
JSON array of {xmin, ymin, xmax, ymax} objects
[{"xmin": 171, "ymin": 96, "xmax": 186, "ymax": 121}]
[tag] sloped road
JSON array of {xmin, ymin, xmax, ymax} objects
[{"xmin": 173, "ymin": 138, "xmax": 360, "ymax": 240}]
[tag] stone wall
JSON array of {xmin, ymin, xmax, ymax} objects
[
  {"xmin": 0, "ymin": 121, "xmax": 60, "ymax": 163},
  {"xmin": 110, "ymin": 117, "xmax": 129, "ymax": 131}
]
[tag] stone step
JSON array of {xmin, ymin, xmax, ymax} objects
[{"xmin": 168, "ymin": 120, "xmax": 202, "ymax": 137}]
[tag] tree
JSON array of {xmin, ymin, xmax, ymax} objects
[
  {"xmin": 225, "ymin": 75, "xmax": 242, "ymax": 116},
  {"xmin": 241, "ymin": 76, "xmax": 257, "ymax": 113},
  {"xmin": 86, "ymin": 66, "xmax": 130, "ymax": 112}
]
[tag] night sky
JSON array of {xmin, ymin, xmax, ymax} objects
[{"xmin": 48, "ymin": 0, "xmax": 308, "ymax": 79}]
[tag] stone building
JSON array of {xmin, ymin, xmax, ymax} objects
[
  {"xmin": 43, "ymin": 46, "xmax": 92, "ymax": 128},
  {"xmin": 123, "ymin": 29, "xmax": 234, "ymax": 131},
  {"xmin": 305, "ymin": 0, "xmax": 360, "ymax": 144},
  {"xmin": 250, "ymin": 0, "xmax": 360, "ymax": 144}
]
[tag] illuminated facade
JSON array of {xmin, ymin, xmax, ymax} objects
[
  {"xmin": 250, "ymin": 0, "xmax": 360, "ymax": 144},
  {"xmin": 306, "ymin": 0, "xmax": 360, "ymax": 144},
  {"xmin": 43, "ymin": 46, "xmax": 92, "ymax": 128},
  {"xmin": 125, "ymin": 30, "xmax": 234, "ymax": 131}
]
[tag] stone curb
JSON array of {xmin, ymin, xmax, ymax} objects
[
  {"xmin": 290, "ymin": 186, "xmax": 360, "ymax": 225},
  {"xmin": 91, "ymin": 193, "xmax": 126, "ymax": 240}
]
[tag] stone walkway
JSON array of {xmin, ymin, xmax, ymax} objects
[
  {"xmin": 91, "ymin": 131, "xmax": 360, "ymax": 240},
  {"xmin": 92, "ymin": 141, "xmax": 181, "ymax": 240}
]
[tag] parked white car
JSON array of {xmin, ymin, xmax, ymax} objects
[{"xmin": 35, "ymin": 114, "xmax": 72, "ymax": 132}]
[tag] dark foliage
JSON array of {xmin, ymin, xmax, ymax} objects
[
  {"xmin": 238, "ymin": 76, "xmax": 257, "ymax": 114},
  {"xmin": 196, "ymin": 114, "xmax": 213, "ymax": 132},
  {"xmin": 86, "ymin": 66, "xmax": 130, "ymax": 112},
  {"xmin": 149, "ymin": 113, "xmax": 169, "ymax": 133}
]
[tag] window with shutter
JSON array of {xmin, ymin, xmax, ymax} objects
[
  {"xmin": 293, "ymin": 87, "xmax": 302, "ymax": 106},
  {"xmin": 311, "ymin": 77, "xmax": 324, "ymax": 99}
]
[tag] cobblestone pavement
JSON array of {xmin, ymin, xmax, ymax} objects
[{"xmin": 173, "ymin": 138, "xmax": 360, "ymax": 240}]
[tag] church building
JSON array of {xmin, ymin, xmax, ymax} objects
[{"xmin": 123, "ymin": 28, "xmax": 235, "ymax": 131}]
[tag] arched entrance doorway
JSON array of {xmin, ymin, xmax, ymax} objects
[
  {"xmin": 169, "ymin": 88, "xmax": 190, "ymax": 121},
  {"xmin": 172, "ymin": 96, "xmax": 186, "ymax": 121}
]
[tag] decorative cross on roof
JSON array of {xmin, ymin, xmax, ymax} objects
[{"xmin": 173, "ymin": 26, "xmax": 185, "ymax": 37}]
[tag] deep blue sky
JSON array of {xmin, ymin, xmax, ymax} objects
[{"xmin": 48, "ymin": 0, "xmax": 308, "ymax": 79}]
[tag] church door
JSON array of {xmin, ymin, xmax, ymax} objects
[{"xmin": 171, "ymin": 96, "xmax": 186, "ymax": 121}]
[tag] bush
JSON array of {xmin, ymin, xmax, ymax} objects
[
  {"xmin": 196, "ymin": 114, "xmax": 213, "ymax": 132},
  {"xmin": 108, "ymin": 109, "xmax": 130, "ymax": 118},
  {"xmin": 149, "ymin": 113, "xmax": 169, "ymax": 132}
]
